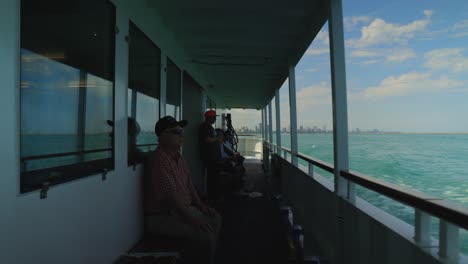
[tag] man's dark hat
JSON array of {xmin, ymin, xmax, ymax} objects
[{"xmin": 155, "ymin": 116, "xmax": 188, "ymax": 136}]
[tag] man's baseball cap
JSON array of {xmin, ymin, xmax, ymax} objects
[
  {"xmin": 205, "ymin": 109, "xmax": 217, "ymax": 117},
  {"xmin": 155, "ymin": 116, "xmax": 188, "ymax": 136}
]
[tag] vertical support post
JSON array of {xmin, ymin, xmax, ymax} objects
[
  {"xmin": 261, "ymin": 108, "xmax": 265, "ymax": 140},
  {"xmin": 268, "ymin": 102, "xmax": 274, "ymax": 173},
  {"xmin": 329, "ymin": 0, "xmax": 352, "ymax": 201},
  {"xmin": 114, "ymin": 9, "xmax": 130, "ymax": 171},
  {"xmin": 160, "ymin": 53, "xmax": 167, "ymax": 117},
  {"xmin": 288, "ymin": 66, "xmax": 298, "ymax": 166},
  {"xmin": 439, "ymin": 220, "xmax": 459, "ymax": 259},
  {"xmin": 414, "ymin": 209, "xmax": 431, "ymax": 246},
  {"xmin": 268, "ymin": 102, "xmax": 273, "ymax": 144},
  {"xmin": 77, "ymin": 70, "xmax": 87, "ymax": 163},
  {"xmin": 329, "ymin": 1, "xmax": 351, "ymax": 264},
  {"xmin": 262, "ymin": 107, "xmax": 269, "ymax": 172},
  {"xmin": 130, "ymin": 90, "xmax": 137, "ymax": 119},
  {"xmin": 179, "ymin": 69, "xmax": 183, "ymax": 120},
  {"xmin": 275, "ymin": 89, "xmax": 281, "ymax": 153},
  {"xmin": 308, "ymin": 163, "xmax": 314, "ymax": 178},
  {"xmin": 265, "ymin": 107, "xmax": 268, "ymax": 141}
]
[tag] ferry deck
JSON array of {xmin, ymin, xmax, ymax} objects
[{"xmin": 1, "ymin": 0, "xmax": 467, "ymax": 263}]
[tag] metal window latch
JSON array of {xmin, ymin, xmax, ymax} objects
[
  {"xmin": 102, "ymin": 168, "xmax": 108, "ymax": 181},
  {"xmin": 132, "ymin": 163, "xmax": 137, "ymax": 171},
  {"xmin": 40, "ymin": 182, "xmax": 49, "ymax": 199},
  {"xmin": 125, "ymin": 35, "xmax": 130, "ymax": 44}
]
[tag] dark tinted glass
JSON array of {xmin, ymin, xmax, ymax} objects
[
  {"xmin": 127, "ymin": 22, "xmax": 160, "ymax": 161},
  {"xmin": 20, "ymin": 0, "xmax": 115, "ymax": 193}
]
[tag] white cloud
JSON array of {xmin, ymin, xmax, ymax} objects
[
  {"xmin": 361, "ymin": 59, "xmax": 380, "ymax": 65},
  {"xmin": 453, "ymin": 19, "xmax": 468, "ymax": 30},
  {"xmin": 351, "ymin": 50, "xmax": 379, "ymax": 57},
  {"xmin": 229, "ymin": 109, "xmax": 261, "ymax": 129},
  {"xmin": 348, "ymin": 10, "xmax": 432, "ymax": 48},
  {"xmin": 305, "ymin": 48, "xmax": 329, "ymax": 56},
  {"xmin": 305, "ymin": 29, "xmax": 330, "ymax": 56},
  {"xmin": 453, "ymin": 32, "xmax": 468, "ymax": 38},
  {"xmin": 315, "ymin": 29, "xmax": 329, "ymax": 46},
  {"xmin": 423, "ymin": 10, "xmax": 433, "ymax": 17},
  {"xmin": 386, "ymin": 48, "xmax": 416, "ymax": 62},
  {"xmin": 449, "ymin": 19, "xmax": 468, "ymax": 38},
  {"xmin": 424, "ymin": 48, "xmax": 468, "ymax": 73},
  {"xmin": 296, "ymin": 83, "xmax": 332, "ymax": 112},
  {"xmin": 344, "ymin": 16, "xmax": 372, "ymax": 31},
  {"xmin": 358, "ymin": 72, "xmax": 464, "ymax": 99},
  {"xmin": 350, "ymin": 48, "xmax": 415, "ymax": 63}
]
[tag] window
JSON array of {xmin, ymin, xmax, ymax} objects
[
  {"xmin": 20, "ymin": 0, "xmax": 115, "ymax": 193},
  {"xmin": 127, "ymin": 22, "xmax": 160, "ymax": 160}
]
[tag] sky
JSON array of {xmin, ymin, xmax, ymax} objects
[{"xmin": 231, "ymin": 0, "xmax": 468, "ymax": 133}]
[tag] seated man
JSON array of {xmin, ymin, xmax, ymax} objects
[
  {"xmin": 215, "ymin": 129, "xmax": 245, "ymax": 192},
  {"xmin": 216, "ymin": 129, "xmax": 245, "ymax": 172},
  {"xmin": 144, "ymin": 116, "xmax": 221, "ymax": 264}
]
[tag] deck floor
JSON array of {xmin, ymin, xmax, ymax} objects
[{"xmin": 213, "ymin": 160, "xmax": 290, "ymax": 264}]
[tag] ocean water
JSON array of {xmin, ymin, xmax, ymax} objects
[{"xmin": 279, "ymin": 133, "xmax": 468, "ymax": 255}]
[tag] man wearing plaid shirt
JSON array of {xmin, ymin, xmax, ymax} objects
[{"xmin": 144, "ymin": 116, "xmax": 221, "ymax": 264}]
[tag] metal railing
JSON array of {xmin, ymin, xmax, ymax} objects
[{"xmin": 265, "ymin": 141, "xmax": 468, "ymax": 259}]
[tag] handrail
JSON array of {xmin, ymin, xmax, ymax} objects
[
  {"xmin": 264, "ymin": 140, "xmax": 468, "ymax": 231},
  {"xmin": 341, "ymin": 170, "xmax": 468, "ymax": 231},
  {"xmin": 296, "ymin": 152, "xmax": 334, "ymax": 173},
  {"xmin": 21, "ymin": 148, "xmax": 112, "ymax": 161}
]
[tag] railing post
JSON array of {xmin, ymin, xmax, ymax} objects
[
  {"xmin": 439, "ymin": 220, "xmax": 459, "ymax": 260},
  {"xmin": 414, "ymin": 209, "xmax": 431, "ymax": 246},
  {"xmin": 288, "ymin": 65, "xmax": 298, "ymax": 167},
  {"xmin": 308, "ymin": 162, "xmax": 314, "ymax": 178}
]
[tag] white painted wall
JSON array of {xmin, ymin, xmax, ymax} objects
[
  {"xmin": 181, "ymin": 75, "xmax": 206, "ymax": 194},
  {"xmin": 0, "ymin": 0, "xmax": 206, "ymax": 263},
  {"xmin": 0, "ymin": 0, "xmax": 20, "ymax": 263}
]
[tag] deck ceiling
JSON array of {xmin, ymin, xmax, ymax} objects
[{"xmin": 148, "ymin": 0, "xmax": 329, "ymax": 109}]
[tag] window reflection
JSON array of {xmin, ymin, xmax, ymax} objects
[
  {"xmin": 127, "ymin": 22, "xmax": 160, "ymax": 159},
  {"xmin": 20, "ymin": 0, "xmax": 115, "ymax": 193}
]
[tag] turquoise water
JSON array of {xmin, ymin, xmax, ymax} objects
[{"xmin": 279, "ymin": 133, "xmax": 468, "ymax": 255}]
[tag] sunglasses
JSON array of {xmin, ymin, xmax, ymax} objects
[{"xmin": 164, "ymin": 127, "xmax": 184, "ymax": 136}]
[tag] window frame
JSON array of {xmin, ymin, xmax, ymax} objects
[{"xmin": 19, "ymin": 0, "xmax": 117, "ymax": 193}]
